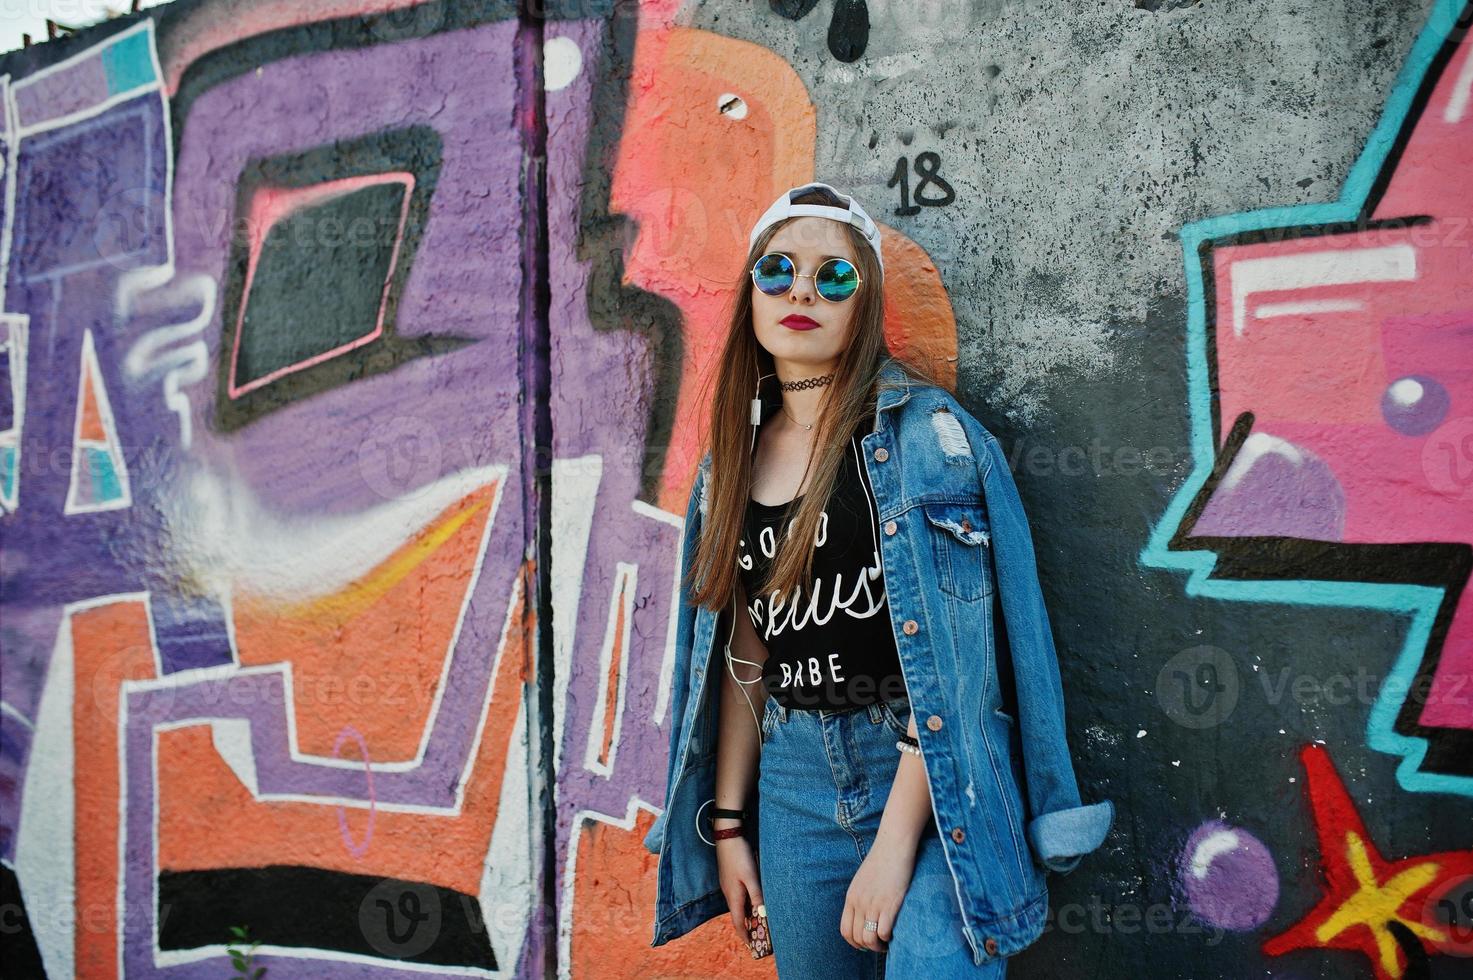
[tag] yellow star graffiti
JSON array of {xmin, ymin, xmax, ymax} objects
[{"xmin": 1314, "ymin": 831, "xmax": 1451, "ymax": 977}]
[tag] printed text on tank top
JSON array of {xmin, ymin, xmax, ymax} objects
[
  {"xmin": 736, "ymin": 426, "xmax": 905, "ymax": 709},
  {"xmin": 739, "ymin": 505, "xmax": 887, "ymax": 641}
]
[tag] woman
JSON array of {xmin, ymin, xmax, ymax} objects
[{"xmin": 644, "ymin": 182, "xmax": 1113, "ymax": 978}]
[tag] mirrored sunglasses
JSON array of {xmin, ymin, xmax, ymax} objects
[{"xmin": 750, "ymin": 252, "xmax": 863, "ymax": 303}]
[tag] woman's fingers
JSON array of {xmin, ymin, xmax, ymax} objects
[
  {"xmin": 859, "ymin": 905, "xmax": 886, "ymax": 952},
  {"xmin": 843, "ymin": 899, "xmax": 892, "ymax": 952},
  {"xmin": 739, "ymin": 870, "xmax": 764, "ymax": 944},
  {"xmin": 876, "ymin": 904, "xmax": 897, "ymax": 945},
  {"xmin": 726, "ymin": 884, "xmax": 750, "ymax": 943},
  {"xmin": 841, "ymin": 902, "xmax": 861, "ymax": 949},
  {"xmin": 745, "ymin": 872, "xmax": 764, "ymax": 913}
]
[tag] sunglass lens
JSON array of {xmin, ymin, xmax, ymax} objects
[
  {"xmin": 816, "ymin": 259, "xmax": 860, "ymax": 301},
  {"xmin": 752, "ymin": 253, "xmax": 795, "ymax": 295}
]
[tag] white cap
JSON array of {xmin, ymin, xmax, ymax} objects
[{"xmin": 747, "ymin": 181, "xmax": 883, "ymax": 276}]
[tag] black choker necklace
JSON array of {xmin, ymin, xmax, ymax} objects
[{"xmin": 780, "ymin": 372, "xmax": 834, "ymax": 392}]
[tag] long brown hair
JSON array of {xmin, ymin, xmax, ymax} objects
[{"xmin": 684, "ymin": 186, "xmax": 939, "ymax": 614}]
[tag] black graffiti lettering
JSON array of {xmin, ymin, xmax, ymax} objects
[
  {"xmin": 888, "ymin": 152, "xmax": 955, "ymax": 216},
  {"xmin": 911, "ymin": 151, "xmax": 955, "ymax": 207}
]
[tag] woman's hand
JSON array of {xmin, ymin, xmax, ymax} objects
[
  {"xmin": 841, "ymin": 833, "xmax": 918, "ymax": 951},
  {"xmin": 843, "ymin": 706, "xmax": 930, "ymax": 951},
  {"xmin": 716, "ymin": 833, "xmax": 764, "ymax": 945}
]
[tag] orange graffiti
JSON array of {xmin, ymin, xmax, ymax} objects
[
  {"xmin": 231, "ymin": 485, "xmax": 496, "ymax": 760},
  {"xmin": 570, "ymin": 810, "xmax": 774, "ymax": 979},
  {"xmin": 71, "ymin": 599, "xmax": 158, "ymax": 980},
  {"xmin": 610, "ymin": 25, "xmax": 958, "ymax": 517}
]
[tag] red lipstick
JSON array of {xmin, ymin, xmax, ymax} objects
[{"xmin": 781, "ymin": 314, "xmax": 820, "ymax": 330}]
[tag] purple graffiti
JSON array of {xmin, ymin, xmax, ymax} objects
[{"xmin": 1179, "ymin": 819, "xmax": 1279, "ymax": 932}]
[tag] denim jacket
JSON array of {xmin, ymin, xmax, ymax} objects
[{"xmin": 643, "ymin": 358, "xmax": 1113, "ymax": 964}]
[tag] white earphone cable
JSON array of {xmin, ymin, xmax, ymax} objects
[{"xmin": 724, "ymin": 370, "xmax": 778, "ymax": 740}]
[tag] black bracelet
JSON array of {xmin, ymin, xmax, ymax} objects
[
  {"xmin": 895, "ymin": 734, "xmax": 919, "ymax": 748},
  {"xmin": 712, "ymin": 806, "xmax": 746, "ymax": 820}
]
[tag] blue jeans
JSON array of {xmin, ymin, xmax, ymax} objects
[{"xmin": 755, "ymin": 692, "xmax": 1008, "ymax": 978}]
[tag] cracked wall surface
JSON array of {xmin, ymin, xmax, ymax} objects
[{"xmin": 0, "ymin": 1, "xmax": 1469, "ymax": 978}]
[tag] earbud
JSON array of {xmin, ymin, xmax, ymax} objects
[{"xmin": 750, "ymin": 372, "xmax": 774, "ymax": 453}]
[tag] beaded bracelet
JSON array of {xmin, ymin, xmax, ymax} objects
[{"xmin": 896, "ymin": 735, "xmax": 921, "ymax": 757}]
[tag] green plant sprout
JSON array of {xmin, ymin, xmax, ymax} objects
[{"xmin": 226, "ymin": 924, "xmax": 265, "ymax": 979}]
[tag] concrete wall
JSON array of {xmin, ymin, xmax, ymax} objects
[{"xmin": 0, "ymin": 1, "xmax": 1469, "ymax": 977}]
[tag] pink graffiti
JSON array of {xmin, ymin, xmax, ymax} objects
[{"xmin": 332, "ymin": 724, "xmax": 377, "ymax": 859}]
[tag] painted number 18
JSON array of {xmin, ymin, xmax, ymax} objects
[{"xmin": 888, "ymin": 152, "xmax": 956, "ymax": 215}]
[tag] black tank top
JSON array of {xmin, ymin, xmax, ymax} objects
[{"xmin": 736, "ymin": 424, "xmax": 906, "ymax": 710}]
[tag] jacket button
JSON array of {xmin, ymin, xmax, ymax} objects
[
  {"xmin": 883, "ymin": 519, "xmax": 897, "ymax": 536},
  {"xmin": 984, "ymin": 936, "xmax": 998, "ymax": 956},
  {"xmin": 951, "ymin": 826, "xmax": 965, "ymax": 844},
  {"xmin": 873, "ymin": 447, "xmax": 889, "ymax": 462},
  {"xmin": 926, "ymin": 714, "xmax": 943, "ymax": 731},
  {"xmin": 902, "ymin": 619, "xmax": 918, "ymax": 635}
]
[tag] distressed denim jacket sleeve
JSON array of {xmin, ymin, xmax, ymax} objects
[
  {"xmin": 965, "ymin": 414, "xmax": 1113, "ymax": 873},
  {"xmin": 641, "ymin": 453, "xmax": 709, "ymax": 856}
]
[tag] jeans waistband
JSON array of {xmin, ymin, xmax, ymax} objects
[{"xmin": 765, "ymin": 693, "xmax": 910, "ymax": 726}]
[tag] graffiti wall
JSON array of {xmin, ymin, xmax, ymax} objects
[{"xmin": 0, "ymin": 1, "xmax": 1468, "ymax": 978}]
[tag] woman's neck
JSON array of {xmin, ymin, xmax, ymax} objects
[{"xmin": 773, "ymin": 361, "xmax": 835, "ymax": 430}]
